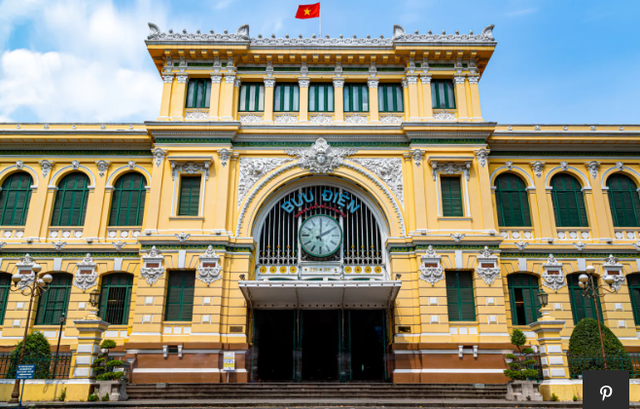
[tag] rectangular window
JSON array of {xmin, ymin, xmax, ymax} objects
[
  {"xmin": 0, "ymin": 274, "xmax": 9, "ymax": 324},
  {"xmin": 185, "ymin": 79, "xmax": 211, "ymax": 109},
  {"xmin": 629, "ymin": 275, "xmax": 640, "ymax": 325},
  {"xmin": 35, "ymin": 275, "xmax": 71, "ymax": 326},
  {"xmin": 239, "ymin": 83, "xmax": 265, "ymax": 112},
  {"xmin": 431, "ymin": 79, "xmax": 456, "ymax": 109},
  {"xmin": 165, "ymin": 271, "xmax": 195, "ymax": 322},
  {"xmin": 274, "ymin": 83, "xmax": 300, "ymax": 112},
  {"xmin": 178, "ymin": 176, "xmax": 201, "ymax": 216},
  {"xmin": 446, "ymin": 271, "xmax": 476, "ymax": 322},
  {"xmin": 344, "ymin": 84, "xmax": 369, "ymax": 112},
  {"xmin": 441, "ymin": 177, "xmax": 464, "ymax": 217},
  {"xmin": 378, "ymin": 84, "xmax": 404, "ymax": 112},
  {"xmin": 309, "ymin": 83, "xmax": 334, "ymax": 112},
  {"xmin": 508, "ymin": 274, "xmax": 541, "ymax": 326}
]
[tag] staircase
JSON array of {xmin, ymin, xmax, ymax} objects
[{"xmin": 126, "ymin": 382, "xmax": 508, "ymax": 401}]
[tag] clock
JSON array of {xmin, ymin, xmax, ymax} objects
[{"xmin": 299, "ymin": 214, "xmax": 343, "ymax": 258}]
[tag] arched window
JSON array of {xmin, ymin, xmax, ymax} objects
[
  {"xmin": 0, "ymin": 273, "xmax": 11, "ymax": 324},
  {"xmin": 109, "ymin": 173, "xmax": 147, "ymax": 226},
  {"xmin": 508, "ymin": 274, "xmax": 541, "ymax": 325},
  {"xmin": 551, "ymin": 174, "xmax": 589, "ymax": 227},
  {"xmin": 35, "ymin": 273, "xmax": 72, "ymax": 326},
  {"xmin": 51, "ymin": 173, "xmax": 89, "ymax": 226},
  {"xmin": 0, "ymin": 172, "xmax": 33, "ymax": 226},
  {"xmin": 495, "ymin": 174, "xmax": 531, "ymax": 227},
  {"xmin": 628, "ymin": 274, "xmax": 640, "ymax": 326},
  {"xmin": 99, "ymin": 273, "xmax": 133, "ymax": 325},
  {"xmin": 607, "ymin": 174, "xmax": 640, "ymax": 227},
  {"xmin": 567, "ymin": 274, "xmax": 602, "ymax": 324}
]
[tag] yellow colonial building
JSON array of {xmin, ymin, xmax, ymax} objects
[{"xmin": 1, "ymin": 22, "xmax": 640, "ymax": 400}]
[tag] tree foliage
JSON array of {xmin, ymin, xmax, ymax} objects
[
  {"xmin": 503, "ymin": 329, "xmax": 540, "ymax": 381},
  {"xmin": 7, "ymin": 331, "xmax": 52, "ymax": 379},
  {"xmin": 568, "ymin": 318, "xmax": 631, "ymax": 373}
]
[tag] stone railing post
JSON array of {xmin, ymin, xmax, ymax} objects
[{"xmin": 73, "ymin": 318, "xmax": 109, "ymax": 380}]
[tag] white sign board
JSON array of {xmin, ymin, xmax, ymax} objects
[{"xmin": 222, "ymin": 351, "xmax": 235, "ymax": 372}]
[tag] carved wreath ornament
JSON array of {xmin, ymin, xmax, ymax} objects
[
  {"xmin": 140, "ymin": 246, "xmax": 165, "ymax": 285},
  {"xmin": 285, "ymin": 138, "xmax": 356, "ymax": 174},
  {"xmin": 73, "ymin": 253, "xmax": 98, "ymax": 292},
  {"xmin": 418, "ymin": 245, "xmax": 444, "ymax": 285},
  {"xmin": 197, "ymin": 245, "xmax": 222, "ymax": 286}
]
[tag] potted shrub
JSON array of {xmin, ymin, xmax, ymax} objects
[
  {"xmin": 92, "ymin": 339, "xmax": 128, "ymax": 401},
  {"xmin": 504, "ymin": 329, "xmax": 543, "ymax": 401}
]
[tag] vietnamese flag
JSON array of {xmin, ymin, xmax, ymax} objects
[{"xmin": 296, "ymin": 3, "xmax": 320, "ymax": 19}]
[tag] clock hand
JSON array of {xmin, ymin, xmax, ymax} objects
[{"xmin": 317, "ymin": 227, "xmax": 337, "ymax": 239}]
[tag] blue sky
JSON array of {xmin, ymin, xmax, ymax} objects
[{"xmin": 0, "ymin": 0, "xmax": 638, "ymax": 124}]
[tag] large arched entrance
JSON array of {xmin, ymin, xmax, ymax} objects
[{"xmin": 241, "ymin": 177, "xmax": 399, "ymax": 382}]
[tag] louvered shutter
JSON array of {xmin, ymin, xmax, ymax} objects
[
  {"xmin": 446, "ymin": 273, "xmax": 460, "ymax": 321},
  {"xmin": 630, "ymin": 277, "xmax": 640, "ymax": 325},
  {"xmin": 458, "ymin": 272, "xmax": 476, "ymax": 321},
  {"xmin": 0, "ymin": 274, "xmax": 9, "ymax": 323},
  {"xmin": 441, "ymin": 177, "xmax": 463, "ymax": 217},
  {"xmin": 178, "ymin": 176, "xmax": 201, "ymax": 216}
]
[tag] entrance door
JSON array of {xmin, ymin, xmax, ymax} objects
[
  {"xmin": 253, "ymin": 310, "xmax": 295, "ymax": 381},
  {"xmin": 348, "ymin": 310, "xmax": 386, "ymax": 381},
  {"xmin": 301, "ymin": 310, "xmax": 340, "ymax": 381}
]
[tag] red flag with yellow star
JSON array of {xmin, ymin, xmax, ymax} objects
[{"xmin": 296, "ymin": 3, "xmax": 320, "ymax": 19}]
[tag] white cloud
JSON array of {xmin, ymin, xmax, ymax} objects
[
  {"xmin": 215, "ymin": 0, "xmax": 236, "ymax": 10},
  {"xmin": 505, "ymin": 8, "xmax": 537, "ymax": 17},
  {"xmin": 0, "ymin": 0, "xmax": 168, "ymax": 122}
]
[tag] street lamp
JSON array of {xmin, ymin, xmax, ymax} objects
[
  {"xmin": 537, "ymin": 288, "xmax": 549, "ymax": 310},
  {"xmin": 578, "ymin": 265, "xmax": 618, "ymax": 370},
  {"xmin": 8, "ymin": 261, "xmax": 51, "ymax": 404}
]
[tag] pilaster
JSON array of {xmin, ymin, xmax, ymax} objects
[
  {"xmin": 530, "ymin": 313, "xmax": 570, "ymax": 400},
  {"xmin": 420, "ymin": 74, "xmax": 433, "ymax": 121},
  {"xmin": 406, "ymin": 75, "xmax": 420, "ymax": 121},
  {"xmin": 208, "ymin": 74, "xmax": 222, "ymax": 120},
  {"xmin": 221, "ymin": 74, "xmax": 236, "ymax": 121},
  {"xmin": 144, "ymin": 149, "xmax": 166, "ymax": 233},
  {"xmin": 468, "ymin": 76, "xmax": 483, "ymax": 121},
  {"xmin": 332, "ymin": 78, "xmax": 344, "ymax": 123},
  {"xmin": 169, "ymin": 74, "xmax": 188, "ymax": 120},
  {"xmin": 158, "ymin": 75, "xmax": 173, "ymax": 120},
  {"xmin": 367, "ymin": 78, "xmax": 380, "ymax": 123},
  {"xmin": 72, "ymin": 318, "xmax": 109, "ymax": 379},
  {"xmin": 263, "ymin": 78, "xmax": 276, "ymax": 123},
  {"xmin": 298, "ymin": 77, "xmax": 310, "ymax": 122},
  {"xmin": 24, "ymin": 163, "xmax": 53, "ymax": 239},
  {"xmin": 453, "ymin": 76, "xmax": 469, "ymax": 121},
  {"xmin": 83, "ymin": 165, "xmax": 104, "ymax": 241}
]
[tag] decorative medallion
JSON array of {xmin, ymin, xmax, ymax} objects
[
  {"xmin": 350, "ymin": 158, "xmax": 404, "ymax": 208},
  {"xmin": 176, "ymin": 232, "xmax": 190, "ymax": 243},
  {"xmin": 560, "ymin": 161, "xmax": 569, "ymax": 171},
  {"xmin": 474, "ymin": 149, "xmax": 490, "ymax": 168},
  {"xmin": 197, "ymin": 245, "xmax": 222, "ymax": 285},
  {"xmin": 602, "ymin": 254, "xmax": 625, "ymax": 292},
  {"xmin": 515, "ymin": 241, "xmax": 528, "ymax": 251},
  {"xmin": 585, "ymin": 161, "xmax": 599, "ymax": 179},
  {"xmin": 112, "ymin": 241, "xmax": 126, "ymax": 251},
  {"xmin": 310, "ymin": 114, "xmax": 333, "ymax": 124},
  {"xmin": 73, "ymin": 253, "xmax": 98, "ymax": 292},
  {"xmin": 433, "ymin": 110, "xmax": 456, "ymax": 121},
  {"xmin": 542, "ymin": 254, "xmax": 566, "ymax": 292},
  {"xmin": 285, "ymin": 138, "xmax": 357, "ymax": 175},
  {"xmin": 185, "ymin": 110, "xmax": 209, "ymax": 120},
  {"xmin": 96, "ymin": 160, "xmax": 111, "ymax": 178},
  {"xmin": 274, "ymin": 114, "xmax": 298, "ymax": 124},
  {"xmin": 345, "ymin": 114, "xmax": 368, "ymax": 124},
  {"xmin": 39, "ymin": 160, "xmax": 54, "ymax": 177},
  {"xmin": 171, "ymin": 161, "xmax": 210, "ymax": 181},
  {"xmin": 380, "ymin": 115, "xmax": 402, "ymax": 124},
  {"xmin": 573, "ymin": 242, "xmax": 586, "ymax": 251},
  {"xmin": 218, "ymin": 149, "xmax": 231, "ymax": 167},
  {"xmin": 476, "ymin": 246, "xmax": 501, "ymax": 286},
  {"xmin": 411, "ymin": 149, "xmax": 424, "ymax": 167},
  {"xmin": 52, "ymin": 241, "xmax": 66, "ymax": 251},
  {"xmin": 451, "ymin": 233, "xmax": 465, "ymax": 243},
  {"xmin": 431, "ymin": 161, "xmax": 471, "ymax": 181},
  {"xmin": 240, "ymin": 114, "xmax": 263, "ymax": 124},
  {"xmin": 418, "ymin": 245, "xmax": 444, "ymax": 285},
  {"xmin": 15, "ymin": 254, "xmax": 36, "ymax": 290},
  {"xmin": 140, "ymin": 246, "xmax": 165, "ymax": 286},
  {"xmin": 530, "ymin": 161, "xmax": 545, "ymax": 178},
  {"xmin": 152, "ymin": 148, "xmax": 166, "ymax": 167}
]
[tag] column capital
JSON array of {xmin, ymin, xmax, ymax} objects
[
  {"xmin": 224, "ymin": 74, "xmax": 236, "ymax": 84},
  {"xmin": 210, "ymin": 74, "xmax": 222, "ymax": 84},
  {"xmin": 332, "ymin": 77, "xmax": 345, "ymax": 88},
  {"xmin": 468, "ymin": 75, "xmax": 480, "ymax": 85},
  {"xmin": 405, "ymin": 75, "xmax": 419, "ymax": 85},
  {"xmin": 176, "ymin": 74, "xmax": 189, "ymax": 84},
  {"xmin": 298, "ymin": 77, "xmax": 310, "ymax": 88},
  {"xmin": 420, "ymin": 74, "xmax": 432, "ymax": 84},
  {"xmin": 162, "ymin": 75, "xmax": 174, "ymax": 84},
  {"xmin": 367, "ymin": 77, "xmax": 379, "ymax": 88},
  {"xmin": 234, "ymin": 78, "xmax": 242, "ymax": 88},
  {"xmin": 264, "ymin": 77, "xmax": 276, "ymax": 87},
  {"xmin": 453, "ymin": 75, "xmax": 466, "ymax": 85}
]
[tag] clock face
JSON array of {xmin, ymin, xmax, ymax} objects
[{"xmin": 299, "ymin": 214, "xmax": 343, "ymax": 258}]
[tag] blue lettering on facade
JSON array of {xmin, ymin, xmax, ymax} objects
[{"xmin": 281, "ymin": 188, "xmax": 362, "ymax": 214}]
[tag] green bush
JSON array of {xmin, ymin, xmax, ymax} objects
[
  {"xmin": 93, "ymin": 340, "xmax": 125, "ymax": 382},
  {"xmin": 100, "ymin": 340, "xmax": 116, "ymax": 349},
  {"xmin": 96, "ymin": 371, "xmax": 124, "ymax": 381},
  {"xmin": 551, "ymin": 393, "xmax": 559, "ymax": 401},
  {"xmin": 6, "ymin": 332, "xmax": 52, "ymax": 379},
  {"xmin": 101, "ymin": 392, "xmax": 110, "ymax": 401},
  {"xmin": 59, "ymin": 387, "xmax": 66, "ymax": 401},
  {"xmin": 503, "ymin": 329, "xmax": 540, "ymax": 382},
  {"xmin": 572, "ymin": 395, "xmax": 578, "ymax": 401},
  {"xmin": 568, "ymin": 318, "xmax": 632, "ymax": 372},
  {"xmin": 87, "ymin": 393, "xmax": 99, "ymax": 402}
]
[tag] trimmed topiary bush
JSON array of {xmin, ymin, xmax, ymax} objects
[
  {"xmin": 503, "ymin": 329, "xmax": 540, "ymax": 381},
  {"xmin": 92, "ymin": 339, "xmax": 125, "ymax": 382},
  {"xmin": 7, "ymin": 331, "xmax": 52, "ymax": 379},
  {"xmin": 568, "ymin": 318, "xmax": 632, "ymax": 373}
]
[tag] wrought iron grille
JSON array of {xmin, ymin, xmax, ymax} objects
[{"xmin": 257, "ymin": 185, "xmax": 384, "ymax": 266}]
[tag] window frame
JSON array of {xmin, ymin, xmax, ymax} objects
[
  {"xmin": 185, "ymin": 78, "xmax": 211, "ymax": 109},
  {"xmin": 0, "ymin": 172, "xmax": 33, "ymax": 226},
  {"xmin": 0, "ymin": 273, "xmax": 10, "ymax": 324},
  {"xmin": 606, "ymin": 174, "xmax": 640, "ymax": 227},
  {"xmin": 567, "ymin": 274, "xmax": 603, "ymax": 324},
  {"xmin": 551, "ymin": 173, "xmax": 589, "ymax": 228},
  {"xmin": 378, "ymin": 83, "xmax": 404, "ymax": 113},
  {"xmin": 628, "ymin": 274, "xmax": 640, "ymax": 326},
  {"xmin": 507, "ymin": 273, "xmax": 541, "ymax": 326},
  {"xmin": 34, "ymin": 274, "xmax": 72, "ymax": 326},
  {"xmin": 440, "ymin": 176, "xmax": 464, "ymax": 217},
  {"xmin": 50, "ymin": 172, "xmax": 90, "ymax": 227},
  {"xmin": 108, "ymin": 172, "xmax": 147, "ymax": 227},
  {"xmin": 431, "ymin": 79, "xmax": 456, "ymax": 110},
  {"xmin": 494, "ymin": 173, "xmax": 532, "ymax": 227},
  {"xmin": 164, "ymin": 271, "xmax": 195, "ymax": 322},
  {"xmin": 98, "ymin": 273, "xmax": 133, "ymax": 326},
  {"xmin": 238, "ymin": 83, "xmax": 265, "ymax": 112},
  {"xmin": 273, "ymin": 83, "xmax": 300, "ymax": 112},
  {"xmin": 177, "ymin": 175, "xmax": 202, "ymax": 217},
  {"xmin": 446, "ymin": 271, "xmax": 476, "ymax": 322},
  {"xmin": 309, "ymin": 83, "xmax": 335, "ymax": 113},
  {"xmin": 343, "ymin": 84, "xmax": 369, "ymax": 113}
]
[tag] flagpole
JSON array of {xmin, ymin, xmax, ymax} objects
[{"xmin": 319, "ymin": 11, "xmax": 322, "ymax": 37}]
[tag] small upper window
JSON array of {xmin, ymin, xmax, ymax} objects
[
  {"xmin": 431, "ymin": 80, "xmax": 456, "ymax": 109},
  {"xmin": 309, "ymin": 83, "xmax": 334, "ymax": 112},
  {"xmin": 239, "ymin": 83, "xmax": 265, "ymax": 112},
  {"xmin": 344, "ymin": 84, "xmax": 369, "ymax": 112},
  {"xmin": 378, "ymin": 84, "xmax": 404, "ymax": 112},
  {"xmin": 274, "ymin": 83, "xmax": 300, "ymax": 112},
  {"xmin": 185, "ymin": 79, "xmax": 211, "ymax": 109},
  {"xmin": 178, "ymin": 176, "xmax": 201, "ymax": 216},
  {"xmin": 441, "ymin": 176, "xmax": 464, "ymax": 217}
]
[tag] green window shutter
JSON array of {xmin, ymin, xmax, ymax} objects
[
  {"xmin": 431, "ymin": 80, "xmax": 456, "ymax": 109},
  {"xmin": 344, "ymin": 84, "xmax": 369, "ymax": 112},
  {"xmin": 165, "ymin": 271, "xmax": 195, "ymax": 322},
  {"xmin": 239, "ymin": 83, "xmax": 265, "ymax": 112},
  {"xmin": 629, "ymin": 275, "xmax": 640, "ymax": 325},
  {"xmin": 568, "ymin": 274, "xmax": 602, "ymax": 324},
  {"xmin": 178, "ymin": 176, "xmax": 201, "ymax": 216},
  {"xmin": 0, "ymin": 273, "xmax": 10, "ymax": 324},
  {"xmin": 379, "ymin": 84, "xmax": 403, "ymax": 112},
  {"xmin": 495, "ymin": 174, "xmax": 532, "ymax": 227},
  {"xmin": 109, "ymin": 173, "xmax": 147, "ymax": 226},
  {"xmin": 446, "ymin": 271, "xmax": 475, "ymax": 321},
  {"xmin": 607, "ymin": 174, "xmax": 640, "ymax": 227},
  {"xmin": 507, "ymin": 274, "xmax": 541, "ymax": 326},
  {"xmin": 0, "ymin": 172, "xmax": 33, "ymax": 226},
  {"xmin": 51, "ymin": 173, "xmax": 90, "ymax": 227},
  {"xmin": 185, "ymin": 79, "xmax": 211, "ymax": 108},
  {"xmin": 34, "ymin": 274, "xmax": 71, "ymax": 325},
  {"xmin": 441, "ymin": 177, "xmax": 463, "ymax": 217},
  {"xmin": 309, "ymin": 83, "xmax": 334, "ymax": 112},
  {"xmin": 99, "ymin": 273, "xmax": 133, "ymax": 325},
  {"xmin": 551, "ymin": 174, "xmax": 589, "ymax": 227},
  {"xmin": 274, "ymin": 83, "xmax": 300, "ymax": 112}
]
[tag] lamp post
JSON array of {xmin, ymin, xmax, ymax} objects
[
  {"xmin": 51, "ymin": 312, "xmax": 66, "ymax": 379},
  {"xmin": 578, "ymin": 265, "xmax": 618, "ymax": 370},
  {"xmin": 8, "ymin": 261, "xmax": 52, "ymax": 404},
  {"xmin": 537, "ymin": 288, "xmax": 549, "ymax": 312}
]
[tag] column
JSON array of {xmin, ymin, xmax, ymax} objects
[
  {"xmin": 530, "ymin": 311, "xmax": 571, "ymax": 401},
  {"xmin": 232, "ymin": 78, "xmax": 242, "ymax": 120},
  {"xmin": 24, "ymin": 163, "xmax": 52, "ymax": 239},
  {"xmin": 420, "ymin": 74, "xmax": 433, "ymax": 121},
  {"xmin": 590, "ymin": 172, "xmax": 615, "ymax": 241},
  {"xmin": 158, "ymin": 75, "xmax": 173, "ymax": 120},
  {"xmin": 208, "ymin": 74, "xmax": 222, "ymax": 120},
  {"xmin": 213, "ymin": 149, "xmax": 231, "ymax": 233},
  {"xmin": 298, "ymin": 77, "xmax": 310, "ymax": 122},
  {"xmin": 367, "ymin": 78, "xmax": 380, "ymax": 123},
  {"xmin": 220, "ymin": 74, "xmax": 236, "ymax": 121},
  {"xmin": 73, "ymin": 318, "xmax": 109, "ymax": 379},
  {"xmin": 468, "ymin": 76, "xmax": 483, "ymax": 121},
  {"xmin": 144, "ymin": 149, "xmax": 166, "ymax": 233},
  {"xmin": 83, "ymin": 163, "xmax": 105, "ymax": 241},
  {"xmin": 263, "ymin": 78, "xmax": 275, "ymax": 123},
  {"xmin": 332, "ymin": 78, "xmax": 344, "ymax": 123},
  {"xmin": 531, "ymin": 163, "xmax": 555, "ymax": 240},
  {"xmin": 406, "ymin": 75, "xmax": 420, "ymax": 121},
  {"xmin": 453, "ymin": 75, "xmax": 469, "ymax": 121},
  {"xmin": 169, "ymin": 74, "xmax": 188, "ymax": 120}
]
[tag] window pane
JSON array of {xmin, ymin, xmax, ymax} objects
[
  {"xmin": 327, "ymin": 86, "xmax": 334, "ymax": 111},
  {"xmin": 309, "ymin": 85, "xmax": 316, "ymax": 112},
  {"xmin": 257, "ymin": 85, "xmax": 265, "ymax": 111},
  {"xmin": 274, "ymin": 85, "xmax": 281, "ymax": 111},
  {"xmin": 283, "ymin": 85, "xmax": 290, "ymax": 111},
  {"xmin": 204, "ymin": 80, "xmax": 211, "ymax": 108},
  {"xmin": 318, "ymin": 85, "xmax": 324, "ymax": 111},
  {"xmin": 292, "ymin": 85, "xmax": 299, "ymax": 111},
  {"xmin": 239, "ymin": 85, "xmax": 247, "ymax": 111},
  {"xmin": 186, "ymin": 81, "xmax": 195, "ymax": 108}
]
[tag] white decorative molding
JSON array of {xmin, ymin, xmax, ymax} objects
[
  {"xmin": 210, "ymin": 74, "xmax": 222, "ymax": 84},
  {"xmin": 127, "ymin": 161, "xmax": 136, "ymax": 170},
  {"xmin": 530, "ymin": 161, "xmax": 545, "ymax": 178},
  {"xmin": 560, "ymin": 161, "xmax": 569, "ymax": 171},
  {"xmin": 453, "ymin": 76, "xmax": 465, "ymax": 85},
  {"xmin": 52, "ymin": 241, "xmax": 66, "ymax": 251},
  {"xmin": 451, "ymin": 233, "xmax": 465, "ymax": 243},
  {"xmin": 197, "ymin": 245, "xmax": 222, "ymax": 286},
  {"xmin": 224, "ymin": 75, "xmax": 236, "ymax": 84},
  {"xmin": 616, "ymin": 161, "xmax": 624, "ymax": 172},
  {"xmin": 285, "ymin": 138, "xmax": 357, "ymax": 175},
  {"xmin": 185, "ymin": 110, "xmax": 210, "ymax": 120},
  {"xmin": 175, "ymin": 232, "xmax": 190, "ymax": 243},
  {"xmin": 345, "ymin": 114, "xmax": 368, "ymax": 124},
  {"xmin": 263, "ymin": 78, "xmax": 276, "ymax": 88},
  {"xmin": 431, "ymin": 161, "xmax": 472, "ymax": 181},
  {"xmin": 505, "ymin": 161, "xmax": 513, "ymax": 171},
  {"xmin": 411, "ymin": 149, "xmax": 424, "ymax": 167},
  {"xmin": 73, "ymin": 253, "xmax": 98, "ymax": 292},
  {"xmin": 112, "ymin": 241, "xmax": 126, "ymax": 251},
  {"xmin": 239, "ymin": 114, "xmax": 263, "ymax": 124},
  {"xmin": 39, "ymin": 160, "xmax": 54, "ymax": 177},
  {"xmin": 309, "ymin": 114, "xmax": 333, "ymax": 124},
  {"xmin": 476, "ymin": 246, "xmax": 500, "ymax": 286},
  {"xmin": 96, "ymin": 160, "xmax": 111, "ymax": 178},
  {"xmin": 433, "ymin": 110, "xmax": 456, "ymax": 121},
  {"xmin": 237, "ymin": 158, "xmax": 293, "ymax": 207},
  {"xmin": 140, "ymin": 246, "xmax": 165, "ymax": 286},
  {"xmin": 585, "ymin": 161, "xmax": 600, "ymax": 179},
  {"xmin": 542, "ymin": 254, "xmax": 566, "ymax": 292},
  {"xmin": 274, "ymin": 114, "xmax": 298, "ymax": 124},
  {"xmin": 71, "ymin": 160, "xmax": 80, "ymax": 170},
  {"xmin": 332, "ymin": 77, "xmax": 345, "ymax": 88},
  {"xmin": 0, "ymin": 242, "xmax": 6, "ymax": 249},
  {"xmin": 367, "ymin": 78, "xmax": 380, "ymax": 88},
  {"xmin": 418, "ymin": 245, "xmax": 444, "ymax": 285},
  {"xmin": 573, "ymin": 242, "xmax": 586, "ymax": 251},
  {"xmin": 171, "ymin": 161, "xmax": 210, "ymax": 181},
  {"xmin": 468, "ymin": 76, "xmax": 479, "ymax": 85},
  {"xmin": 176, "ymin": 75, "xmax": 189, "ymax": 84},
  {"xmin": 515, "ymin": 241, "xmax": 528, "ymax": 251},
  {"xmin": 405, "ymin": 75, "xmax": 418, "ymax": 85},
  {"xmin": 474, "ymin": 149, "xmax": 489, "ymax": 168},
  {"xmin": 298, "ymin": 78, "xmax": 310, "ymax": 88},
  {"xmin": 15, "ymin": 160, "xmax": 23, "ymax": 170},
  {"xmin": 602, "ymin": 254, "xmax": 625, "ymax": 292},
  {"xmin": 218, "ymin": 149, "xmax": 231, "ymax": 167},
  {"xmin": 634, "ymin": 242, "xmax": 640, "ymax": 251},
  {"xmin": 350, "ymin": 158, "xmax": 404, "ymax": 208},
  {"xmin": 15, "ymin": 254, "xmax": 36, "ymax": 290},
  {"xmin": 152, "ymin": 148, "xmax": 166, "ymax": 167},
  {"xmin": 380, "ymin": 115, "xmax": 402, "ymax": 124}
]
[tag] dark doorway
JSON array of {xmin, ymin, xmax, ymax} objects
[
  {"xmin": 254, "ymin": 310, "xmax": 295, "ymax": 381},
  {"xmin": 301, "ymin": 310, "xmax": 339, "ymax": 381},
  {"xmin": 348, "ymin": 310, "xmax": 386, "ymax": 381}
]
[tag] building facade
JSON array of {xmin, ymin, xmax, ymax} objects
[{"xmin": 0, "ymin": 22, "xmax": 639, "ymax": 391}]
